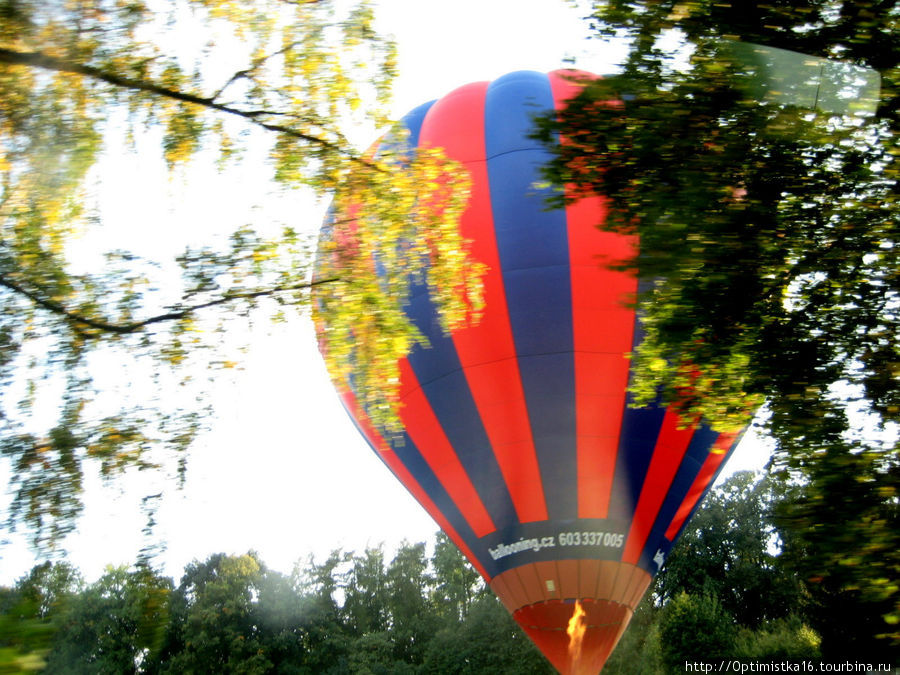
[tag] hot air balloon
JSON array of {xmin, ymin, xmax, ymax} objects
[
  {"xmin": 314, "ymin": 46, "xmax": 883, "ymax": 672},
  {"xmin": 316, "ymin": 69, "xmax": 745, "ymax": 673}
]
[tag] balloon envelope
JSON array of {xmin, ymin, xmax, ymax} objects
[{"xmin": 317, "ymin": 70, "xmax": 744, "ymax": 674}]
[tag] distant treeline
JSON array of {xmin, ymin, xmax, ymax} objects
[{"xmin": 1, "ymin": 472, "xmax": 896, "ymax": 673}]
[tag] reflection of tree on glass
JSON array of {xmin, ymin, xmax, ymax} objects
[{"xmin": 722, "ymin": 41, "xmax": 880, "ymax": 116}]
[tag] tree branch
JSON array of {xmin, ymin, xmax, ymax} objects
[
  {"xmin": 210, "ymin": 40, "xmax": 305, "ymax": 102},
  {"xmin": 0, "ymin": 47, "xmax": 378, "ymax": 169},
  {"xmin": 0, "ymin": 273, "xmax": 340, "ymax": 335}
]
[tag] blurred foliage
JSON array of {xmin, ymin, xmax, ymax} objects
[
  {"xmin": 776, "ymin": 449, "xmax": 899, "ymax": 660},
  {"xmin": 536, "ymin": 0, "xmax": 898, "ymax": 647},
  {"xmin": 0, "ymin": 0, "xmax": 480, "ymax": 551},
  {"xmin": 313, "ymin": 142, "xmax": 483, "ymax": 432},
  {"xmin": 0, "ymin": 561, "xmax": 81, "ymax": 672}
]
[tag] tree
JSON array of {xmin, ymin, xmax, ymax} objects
[
  {"xmin": 341, "ymin": 541, "xmax": 447, "ymax": 669},
  {"xmin": 383, "ymin": 541, "xmax": 437, "ymax": 665},
  {"xmin": 654, "ymin": 471, "xmax": 803, "ymax": 628},
  {"xmin": 248, "ymin": 565, "xmax": 311, "ymax": 674},
  {"xmin": 600, "ymin": 598, "xmax": 664, "ymax": 675},
  {"xmin": 420, "ymin": 595, "xmax": 554, "ymax": 675},
  {"xmin": 0, "ymin": 0, "xmax": 481, "ymax": 550},
  {"xmin": 732, "ymin": 615, "xmax": 821, "ymax": 663},
  {"xmin": 0, "ymin": 562, "xmax": 81, "ymax": 672},
  {"xmin": 776, "ymin": 453, "xmax": 899, "ymax": 662},
  {"xmin": 603, "ymin": 472, "xmax": 828, "ymax": 669},
  {"xmin": 154, "ymin": 550, "xmax": 354, "ymax": 673},
  {"xmin": 536, "ymin": 0, "xmax": 898, "ymax": 646},
  {"xmin": 155, "ymin": 552, "xmax": 275, "ymax": 673},
  {"xmin": 429, "ymin": 531, "xmax": 483, "ymax": 623},
  {"xmin": 342, "ymin": 546, "xmax": 389, "ymax": 637},
  {"xmin": 659, "ymin": 592, "xmax": 735, "ymax": 673},
  {"xmin": 43, "ymin": 564, "xmax": 171, "ymax": 673},
  {"xmin": 289, "ymin": 550, "xmax": 353, "ymax": 673}
]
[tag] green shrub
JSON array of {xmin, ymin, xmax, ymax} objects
[
  {"xmin": 733, "ymin": 616, "xmax": 821, "ymax": 661},
  {"xmin": 659, "ymin": 592, "xmax": 735, "ymax": 673}
]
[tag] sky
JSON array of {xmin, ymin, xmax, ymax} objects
[{"xmin": 0, "ymin": 0, "xmax": 771, "ymax": 586}]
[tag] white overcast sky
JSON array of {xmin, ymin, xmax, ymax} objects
[{"xmin": 0, "ymin": 0, "xmax": 770, "ymax": 585}]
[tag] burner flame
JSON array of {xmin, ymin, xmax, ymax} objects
[{"xmin": 566, "ymin": 600, "xmax": 588, "ymax": 672}]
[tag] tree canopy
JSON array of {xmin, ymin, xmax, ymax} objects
[
  {"xmin": 0, "ymin": 0, "xmax": 481, "ymax": 550},
  {"xmin": 6, "ymin": 479, "xmax": 893, "ymax": 673},
  {"xmin": 0, "ymin": 535, "xmax": 554, "ymax": 674},
  {"xmin": 535, "ymin": 0, "xmax": 898, "ymax": 645}
]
